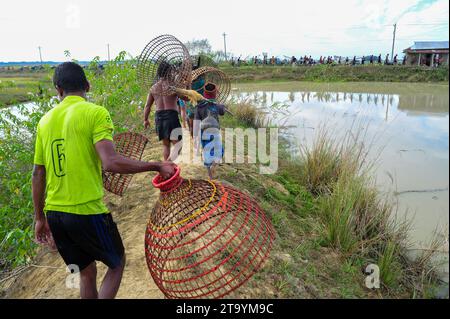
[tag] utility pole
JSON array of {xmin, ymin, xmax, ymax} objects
[
  {"xmin": 391, "ymin": 23, "xmax": 397, "ymax": 63},
  {"xmin": 107, "ymin": 43, "xmax": 110, "ymax": 61},
  {"xmin": 222, "ymin": 32, "xmax": 227, "ymax": 61},
  {"xmin": 38, "ymin": 46, "xmax": 43, "ymax": 64}
]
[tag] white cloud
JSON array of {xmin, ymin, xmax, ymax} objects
[{"xmin": 0, "ymin": 0, "xmax": 448, "ymax": 61}]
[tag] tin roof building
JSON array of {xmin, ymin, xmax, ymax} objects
[{"xmin": 403, "ymin": 41, "xmax": 449, "ymax": 66}]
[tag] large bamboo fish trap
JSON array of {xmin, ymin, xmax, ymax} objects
[
  {"xmin": 103, "ymin": 132, "xmax": 149, "ymax": 196},
  {"xmin": 145, "ymin": 167, "xmax": 275, "ymax": 299},
  {"xmin": 136, "ymin": 34, "xmax": 192, "ymax": 96},
  {"xmin": 191, "ymin": 66, "xmax": 231, "ymax": 104}
]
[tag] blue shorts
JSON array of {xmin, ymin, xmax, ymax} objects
[{"xmin": 201, "ymin": 130, "xmax": 224, "ymax": 168}]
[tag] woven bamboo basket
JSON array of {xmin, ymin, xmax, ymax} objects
[
  {"xmin": 145, "ymin": 167, "xmax": 275, "ymax": 299},
  {"xmin": 137, "ymin": 34, "xmax": 192, "ymax": 96},
  {"xmin": 103, "ymin": 132, "xmax": 149, "ymax": 196},
  {"xmin": 191, "ymin": 66, "xmax": 231, "ymax": 104}
]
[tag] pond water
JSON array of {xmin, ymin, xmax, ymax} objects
[{"xmin": 232, "ymin": 82, "xmax": 449, "ymax": 278}]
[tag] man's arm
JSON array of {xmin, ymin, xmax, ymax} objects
[
  {"xmin": 173, "ymin": 88, "xmax": 204, "ymax": 105},
  {"xmin": 32, "ymin": 165, "xmax": 54, "ymax": 247},
  {"xmin": 217, "ymin": 104, "xmax": 226, "ymax": 116},
  {"xmin": 144, "ymin": 93, "xmax": 154, "ymax": 129},
  {"xmin": 95, "ymin": 140, "xmax": 175, "ymax": 179},
  {"xmin": 32, "ymin": 165, "xmax": 46, "ymax": 220},
  {"xmin": 218, "ymin": 104, "xmax": 234, "ymax": 116},
  {"xmin": 176, "ymin": 91, "xmax": 190, "ymax": 102}
]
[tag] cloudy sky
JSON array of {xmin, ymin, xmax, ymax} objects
[{"xmin": 0, "ymin": 0, "xmax": 448, "ymax": 61}]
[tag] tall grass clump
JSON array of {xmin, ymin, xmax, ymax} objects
[
  {"xmin": 320, "ymin": 174, "xmax": 400, "ymax": 254},
  {"xmin": 300, "ymin": 126, "xmax": 371, "ymax": 195},
  {"xmin": 300, "ymin": 125, "xmax": 439, "ymax": 292},
  {"xmin": 228, "ymin": 102, "xmax": 268, "ymax": 128}
]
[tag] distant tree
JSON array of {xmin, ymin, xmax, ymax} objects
[
  {"xmin": 210, "ymin": 50, "xmax": 234, "ymax": 63},
  {"xmin": 210, "ymin": 50, "xmax": 223, "ymax": 62},
  {"xmin": 184, "ymin": 39, "xmax": 212, "ymax": 55},
  {"xmin": 64, "ymin": 50, "xmax": 71, "ymax": 58}
]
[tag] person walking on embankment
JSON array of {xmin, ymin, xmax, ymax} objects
[
  {"xmin": 194, "ymin": 83, "xmax": 226, "ymax": 180},
  {"xmin": 143, "ymin": 62, "xmax": 185, "ymax": 161},
  {"xmin": 32, "ymin": 62, "xmax": 176, "ymax": 299}
]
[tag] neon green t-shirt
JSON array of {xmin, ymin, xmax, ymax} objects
[{"xmin": 33, "ymin": 95, "xmax": 113, "ymax": 215}]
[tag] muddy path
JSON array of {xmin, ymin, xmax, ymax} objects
[{"xmin": 2, "ymin": 136, "xmax": 213, "ymax": 299}]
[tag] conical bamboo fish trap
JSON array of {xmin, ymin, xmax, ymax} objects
[
  {"xmin": 145, "ymin": 167, "xmax": 275, "ymax": 299},
  {"xmin": 191, "ymin": 66, "xmax": 231, "ymax": 104},
  {"xmin": 103, "ymin": 132, "xmax": 149, "ymax": 196},
  {"xmin": 137, "ymin": 34, "xmax": 192, "ymax": 96}
]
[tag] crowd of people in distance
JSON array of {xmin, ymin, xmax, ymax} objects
[{"xmin": 229, "ymin": 52, "xmax": 446, "ymax": 68}]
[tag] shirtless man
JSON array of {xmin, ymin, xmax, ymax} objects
[{"xmin": 143, "ymin": 62, "xmax": 184, "ymax": 161}]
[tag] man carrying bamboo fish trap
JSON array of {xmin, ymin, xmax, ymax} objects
[{"xmin": 32, "ymin": 61, "xmax": 175, "ymax": 299}]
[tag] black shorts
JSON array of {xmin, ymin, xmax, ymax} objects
[
  {"xmin": 155, "ymin": 110, "xmax": 182, "ymax": 141},
  {"xmin": 47, "ymin": 211, "xmax": 125, "ymax": 271}
]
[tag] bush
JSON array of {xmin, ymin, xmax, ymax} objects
[
  {"xmin": 0, "ymin": 53, "xmax": 146, "ymax": 272},
  {"xmin": 0, "ymin": 97, "xmax": 53, "ymax": 269}
]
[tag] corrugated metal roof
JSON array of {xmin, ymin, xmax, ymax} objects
[{"xmin": 409, "ymin": 41, "xmax": 449, "ymax": 50}]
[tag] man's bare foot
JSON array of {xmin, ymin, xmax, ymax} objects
[
  {"xmin": 209, "ymin": 162, "xmax": 218, "ymax": 180},
  {"xmin": 207, "ymin": 167, "xmax": 213, "ymax": 180}
]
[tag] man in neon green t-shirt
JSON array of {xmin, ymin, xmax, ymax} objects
[{"xmin": 32, "ymin": 62, "xmax": 175, "ymax": 299}]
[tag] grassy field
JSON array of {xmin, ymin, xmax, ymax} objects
[
  {"xmin": 220, "ymin": 64, "xmax": 449, "ymax": 83},
  {"xmin": 1, "ymin": 63, "xmax": 448, "ymax": 106},
  {"xmin": 0, "ymin": 70, "xmax": 51, "ymax": 106}
]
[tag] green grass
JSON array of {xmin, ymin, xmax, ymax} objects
[
  {"xmin": 0, "ymin": 71, "xmax": 52, "ymax": 106},
  {"xmin": 2, "ymin": 63, "xmax": 448, "ymax": 106},
  {"xmin": 217, "ymin": 105, "xmax": 442, "ymax": 298},
  {"xmin": 220, "ymin": 64, "xmax": 449, "ymax": 83}
]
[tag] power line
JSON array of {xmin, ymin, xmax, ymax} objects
[
  {"xmin": 324, "ymin": 22, "xmax": 447, "ymax": 30},
  {"xmin": 304, "ymin": 37, "xmax": 437, "ymax": 44},
  {"xmin": 402, "ymin": 22, "xmax": 449, "ymax": 26}
]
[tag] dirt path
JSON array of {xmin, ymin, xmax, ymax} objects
[{"xmin": 2, "ymin": 136, "xmax": 210, "ymax": 299}]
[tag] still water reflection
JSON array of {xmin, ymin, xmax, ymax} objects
[{"xmin": 233, "ymin": 82, "xmax": 449, "ymax": 272}]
